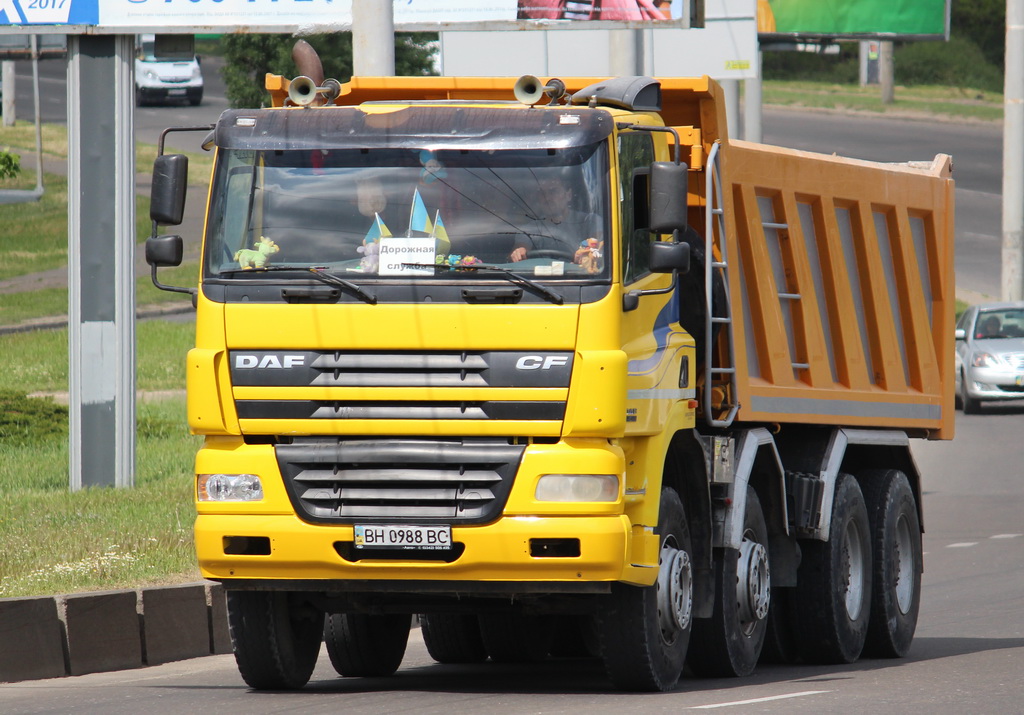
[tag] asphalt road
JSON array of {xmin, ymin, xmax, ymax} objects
[{"xmin": 4, "ymin": 58, "xmax": 1022, "ymax": 712}]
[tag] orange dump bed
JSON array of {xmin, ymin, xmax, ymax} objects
[{"xmin": 712, "ymin": 141, "xmax": 954, "ymax": 439}]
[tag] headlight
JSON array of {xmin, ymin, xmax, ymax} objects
[
  {"xmin": 197, "ymin": 474, "xmax": 263, "ymax": 502},
  {"xmin": 971, "ymin": 352, "xmax": 1000, "ymax": 368},
  {"xmin": 144, "ymin": 69, "xmax": 158, "ymax": 81},
  {"xmin": 535, "ymin": 474, "xmax": 619, "ymax": 502},
  {"xmin": 192, "ymin": 66, "xmax": 202, "ymax": 80}
]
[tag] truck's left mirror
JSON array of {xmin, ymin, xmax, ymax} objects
[
  {"xmin": 151, "ymin": 154, "xmax": 189, "ymax": 226},
  {"xmin": 146, "ymin": 234, "xmax": 184, "ymax": 268}
]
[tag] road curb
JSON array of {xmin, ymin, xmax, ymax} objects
[
  {"xmin": 0, "ymin": 581, "xmax": 229, "ymax": 683},
  {"xmin": 0, "ymin": 303, "xmax": 194, "ymax": 336}
]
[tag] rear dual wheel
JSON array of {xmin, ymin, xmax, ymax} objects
[
  {"xmin": 793, "ymin": 473, "xmax": 872, "ymax": 664},
  {"xmin": 324, "ymin": 613, "xmax": 411, "ymax": 677},
  {"xmin": 861, "ymin": 469, "xmax": 922, "ymax": 658}
]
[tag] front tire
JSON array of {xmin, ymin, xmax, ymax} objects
[
  {"xmin": 861, "ymin": 469, "xmax": 922, "ymax": 658},
  {"xmin": 598, "ymin": 488, "xmax": 693, "ymax": 691},
  {"xmin": 793, "ymin": 473, "xmax": 872, "ymax": 664},
  {"xmin": 227, "ymin": 591, "xmax": 323, "ymax": 690},
  {"xmin": 324, "ymin": 613, "xmax": 410, "ymax": 677},
  {"xmin": 960, "ymin": 371, "xmax": 982, "ymax": 414},
  {"xmin": 689, "ymin": 486, "xmax": 770, "ymax": 677}
]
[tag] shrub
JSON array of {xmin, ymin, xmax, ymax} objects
[
  {"xmin": 0, "ymin": 150, "xmax": 20, "ymax": 180},
  {"xmin": 0, "ymin": 391, "xmax": 67, "ymax": 443},
  {"xmin": 895, "ymin": 37, "xmax": 1003, "ymax": 93}
]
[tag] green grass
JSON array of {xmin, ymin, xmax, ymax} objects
[
  {"xmin": 762, "ymin": 81, "xmax": 1003, "ymax": 123},
  {"xmin": 0, "ymin": 321, "xmax": 201, "ymax": 598}
]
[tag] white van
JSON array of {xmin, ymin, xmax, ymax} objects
[{"xmin": 135, "ymin": 34, "xmax": 204, "ymax": 107}]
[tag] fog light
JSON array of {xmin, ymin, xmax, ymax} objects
[
  {"xmin": 535, "ymin": 474, "xmax": 619, "ymax": 502},
  {"xmin": 198, "ymin": 474, "xmax": 263, "ymax": 502}
]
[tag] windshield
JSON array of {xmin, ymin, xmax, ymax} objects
[
  {"xmin": 972, "ymin": 309, "xmax": 1024, "ymax": 339},
  {"xmin": 203, "ymin": 144, "xmax": 610, "ymax": 281}
]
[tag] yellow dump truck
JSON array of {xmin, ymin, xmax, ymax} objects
[{"xmin": 146, "ymin": 52, "xmax": 954, "ymax": 692}]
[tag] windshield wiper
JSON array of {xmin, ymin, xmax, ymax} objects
[
  {"xmin": 217, "ymin": 265, "xmax": 377, "ymax": 305},
  {"xmin": 403, "ymin": 262, "xmax": 564, "ymax": 305}
]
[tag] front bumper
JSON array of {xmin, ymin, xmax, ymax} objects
[
  {"xmin": 963, "ymin": 365, "xmax": 1024, "ymax": 400},
  {"xmin": 196, "ymin": 512, "xmax": 643, "ymax": 585}
]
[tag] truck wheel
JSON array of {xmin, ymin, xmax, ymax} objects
[
  {"xmin": 689, "ymin": 486, "xmax": 770, "ymax": 677},
  {"xmin": 861, "ymin": 469, "xmax": 922, "ymax": 658},
  {"xmin": 324, "ymin": 613, "xmax": 410, "ymax": 677},
  {"xmin": 794, "ymin": 473, "xmax": 872, "ymax": 664},
  {"xmin": 421, "ymin": 614, "xmax": 487, "ymax": 664},
  {"xmin": 478, "ymin": 613, "xmax": 552, "ymax": 663},
  {"xmin": 597, "ymin": 487, "xmax": 693, "ymax": 692},
  {"xmin": 227, "ymin": 591, "xmax": 323, "ymax": 690}
]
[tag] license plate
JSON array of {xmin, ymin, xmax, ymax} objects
[
  {"xmin": 167, "ymin": 89, "xmax": 186, "ymax": 96},
  {"xmin": 354, "ymin": 524, "xmax": 451, "ymax": 550}
]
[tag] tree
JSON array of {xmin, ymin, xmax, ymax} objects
[
  {"xmin": 951, "ymin": 0, "xmax": 1005, "ymax": 71},
  {"xmin": 221, "ymin": 33, "xmax": 437, "ymax": 108}
]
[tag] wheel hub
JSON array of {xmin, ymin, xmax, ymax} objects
[
  {"xmin": 657, "ymin": 542, "xmax": 693, "ymax": 638},
  {"xmin": 737, "ymin": 537, "xmax": 770, "ymax": 630}
]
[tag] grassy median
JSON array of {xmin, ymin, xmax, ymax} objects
[{"xmin": 0, "ymin": 323, "xmax": 202, "ymax": 598}]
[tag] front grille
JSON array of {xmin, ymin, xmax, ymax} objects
[
  {"xmin": 276, "ymin": 437, "xmax": 526, "ymax": 525},
  {"xmin": 1004, "ymin": 353, "xmax": 1024, "ymax": 369}
]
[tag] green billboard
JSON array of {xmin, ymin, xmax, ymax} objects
[{"xmin": 762, "ymin": 0, "xmax": 949, "ymax": 39}]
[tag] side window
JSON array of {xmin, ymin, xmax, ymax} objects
[{"xmin": 617, "ymin": 133, "xmax": 656, "ymax": 284}]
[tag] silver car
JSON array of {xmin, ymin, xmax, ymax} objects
[{"xmin": 955, "ymin": 302, "xmax": 1024, "ymax": 413}]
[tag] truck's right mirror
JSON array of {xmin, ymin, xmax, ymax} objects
[
  {"xmin": 151, "ymin": 154, "xmax": 189, "ymax": 226},
  {"xmin": 649, "ymin": 161, "xmax": 689, "ymax": 233}
]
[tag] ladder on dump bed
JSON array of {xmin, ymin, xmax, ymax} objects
[{"xmin": 704, "ymin": 142, "xmax": 739, "ymax": 428}]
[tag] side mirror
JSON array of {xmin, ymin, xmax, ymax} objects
[
  {"xmin": 649, "ymin": 161, "xmax": 689, "ymax": 233},
  {"xmin": 151, "ymin": 154, "xmax": 188, "ymax": 226},
  {"xmin": 146, "ymin": 234, "xmax": 183, "ymax": 268},
  {"xmin": 954, "ymin": 328, "xmax": 966, "ymax": 341},
  {"xmin": 650, "ymin": 240, "xmax": 690, "ymax": 274}
]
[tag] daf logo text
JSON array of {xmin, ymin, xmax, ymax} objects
[{"xmin": 235, "ymin": 354, "xmax": 306, "ymax": 369}]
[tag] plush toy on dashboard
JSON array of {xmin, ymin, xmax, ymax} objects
[
  {"xmin": 357, "ymin": 240, "xmax": 380, "ymax": 272},
  {"xmin": 574, "ymin": 237, "xmax": 604, "ymax": 274},
  {"xmin": 234, "ymin": 236, "xmax": 280, "ymax": 269}
]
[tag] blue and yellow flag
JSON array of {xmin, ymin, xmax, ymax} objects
[
  {"xmin": 408, "ymin": 189, "xmax": 434, "ymax": 236},
  {"xmin": 364, "ymin": 213, "xmax": 392, "ymax": 243},
  {"xmin": 432, "ymin": 210, "xmax": 451, "ymax": 254}
]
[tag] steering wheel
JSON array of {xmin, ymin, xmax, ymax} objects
[{"xmin": 528, "ymin": 248, "xmax": 576, "ymax": 261}]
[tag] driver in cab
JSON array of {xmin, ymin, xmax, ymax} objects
[{"xmin": 509, "ymin": 176, "xmax": 601, "ymax": 263}]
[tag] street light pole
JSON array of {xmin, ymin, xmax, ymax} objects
[{"xmin": 1004, "ymin": 0, "xmax": 1024, "ymax": 300}]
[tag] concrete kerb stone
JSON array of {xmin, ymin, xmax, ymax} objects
[
  {"xmin": 61, "ymin": 589, "xmax": 143, "ymax": 677},
  {"xmin": 140, "ymin": 583, "xmax": 210, "ymax": 666},
  {"xmin": 0, "ymin": 595, "xmax": 67, "ymax": 682},
  {"xmin": 0, "ymin": 581, "xmax": 231, "ymax": 684}
]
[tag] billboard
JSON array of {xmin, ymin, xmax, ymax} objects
[
  {"xmin": 759, "ymin": 0, "xmax": 949, "ymax": 40},
  {"xmin": 0, "ymin": 0, "xmax": 691, "ymax": 32}
]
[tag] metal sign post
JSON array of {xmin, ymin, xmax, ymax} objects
[{"xmin": 67, "ymin": 34, "xmax": 136, "ymax": 489}]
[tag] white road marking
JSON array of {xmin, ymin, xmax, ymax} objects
[
  {"xmin": 690, "ymin": 690, "xmax": 832, "ymax": 709},
  {"xmin": 947, "ymin": 542, "xmax": 978, "ymax": 548},
  {"xmin": 990, "ymin": 533, "xmax": 1021, "ymax": 539}
]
